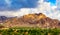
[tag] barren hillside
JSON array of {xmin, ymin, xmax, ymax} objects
[{"xmin": 0, "ymin": 13, "xmax": 60, "ymax": 28}]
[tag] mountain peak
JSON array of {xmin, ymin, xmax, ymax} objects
[
  {"xmin": 23, "ymin": 13, "xmax": 46, "ymax": 20},
  {"xmin": 0, "ymin": 13, "xmax": 60, "ymax": 28}
]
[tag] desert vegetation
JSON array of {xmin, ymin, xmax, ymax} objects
[{"xmin": 0, "ymin": 27, "xmax": 60, "ymax": 35}]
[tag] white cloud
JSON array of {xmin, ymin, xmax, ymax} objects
[
  {"xmin": 0, "ymin": 0, "xmax": 60, "ymax": 20},
  {"xmin": 51, "ymin": 6, "xmax": 57, "ymax": 9}
]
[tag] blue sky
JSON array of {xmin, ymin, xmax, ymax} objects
[
  {"xmin": 0, "ymin": 0, "xmax": 60, "ymax": 20},
  {"xmin": 0, "ymin": 0, "xmax": 38, "ymax": 11},
  {"xmin": 44, "ymin": 0, "xmax": 56, "ymax": 6},
  {"xmin": 0, "ymin": 0, "xmax": 56, "ymax": 11}
]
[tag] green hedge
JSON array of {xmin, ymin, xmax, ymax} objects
[{"xmin": 0, "ymin": 27, "xmax": 60, "ymax": 35}]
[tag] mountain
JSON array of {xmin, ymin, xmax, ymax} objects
[
  {"xmin": 0, "ymin": 16, "xmax": 8, "ymax": 23},
  {"xmin": 1, "ymin": 13, "xmax": 60, "ymax": 28}
]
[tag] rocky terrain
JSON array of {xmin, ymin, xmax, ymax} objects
[{"xmin": 0, "ymin": 13, "xmax": 60, "ymax": 28}]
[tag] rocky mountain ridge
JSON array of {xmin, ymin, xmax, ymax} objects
[{"xmin": 0, "ymin": 13, "xmax": 60, "ymax": 28}]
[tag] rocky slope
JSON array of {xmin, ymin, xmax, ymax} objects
[
  {"xmin": 0, "ymin": 16, "xmax": 8, "ymax": 23},
  {"xmin": 0, "ymin": 13, "xmax": 60, "ymax": 28}
]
